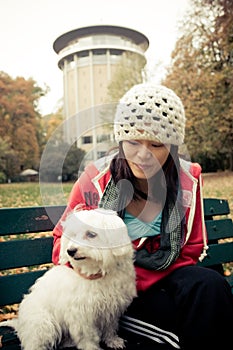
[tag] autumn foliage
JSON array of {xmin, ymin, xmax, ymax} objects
[
  {"xmin": 0, "ymin": 72, "xmax": 45, "ymax": 180},
  {"xmin": 163, "ymin": 0, "xmax": 233, "ymax": 171}
]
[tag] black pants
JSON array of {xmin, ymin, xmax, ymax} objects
[{"xmin": 118, "ymin": 266, "xmax": 233, "ymax": 350}]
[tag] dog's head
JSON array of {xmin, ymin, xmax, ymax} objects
[{"xmin": 59, "ymin": 208, "xmax": 134, "ymax": 276}]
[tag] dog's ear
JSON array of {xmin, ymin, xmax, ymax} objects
[
  {"xmin": 59, "ymin": 215, "xmax": 73, "ymax": 265},
  {"xmin": 59, "ymin": 253, "xmax": 69, "ymax": 265},
  {"xmin": 112, "ymin": 244, "xmax": 134, "ymax": 257},
  {"xmin": 59, "ymin": 233, "xmax": 70, "ymax": 265}
]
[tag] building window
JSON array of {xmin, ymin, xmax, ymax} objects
[
  {"xmin": 82, "ymin": 135, "xmax": 93, "ymax": 144},
  {"xmin": 97, "ymin": 151, "xmax": 106, "ymax": 158},
  {"xmin": 93, "ymin": 48, "xmax": 106, "ymax": 55},
  {"xmin": 110, "ymin": 49, "xmax": 122, "ymax": 56},
  {"xmin": 97, "ymin": 134, "xmax": 111, "ymax": 143},
  {"xmin": 78, "ymin": 50, "xmax": 89, "ymax": 58}
]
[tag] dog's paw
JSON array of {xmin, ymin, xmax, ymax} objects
[
  {"xmin": 105, "ymin": 336, "xmax": 125, "ymax": 349},
  {"xmin": 77, "ymin": 340, "xmax": 103, "ymax": 350}
]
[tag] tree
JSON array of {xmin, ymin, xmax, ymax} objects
[
  {"xmin": 40, "ymin": 107, "xmax": 64, "ymax": 149},
  {"xmin": 162, "ymin": 0, "xmax": 233, "ymax": 171},
  {"xmin": 99, "ymin": 52, "xmax": 147, "ymax": 137},
  {"xmin": 39, "ymin": 142, "xmax": 86, "ymax": 182},
  {"xmin": 0, "ymin": 72, "xmax": 46, "ymax": 177},
  {"xmin": 106, "ymin": 52, "xmax": 147, "ymax": 102},
  {"xmin": 0, "ymin": 137, "xmax": 18, "ymax": 182},
  {"xmin": 63, "ymin": 144, "xmax": 86, "ymax": 181}
]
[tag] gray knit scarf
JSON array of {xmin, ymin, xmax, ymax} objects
[{"xmin": 99, "ymin": 177, "xmax": 182, "ymax": 270}]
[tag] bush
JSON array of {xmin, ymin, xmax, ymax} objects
[{"xmin": 0, "ymin": 172, "xmax": 7, "ymax": 183}]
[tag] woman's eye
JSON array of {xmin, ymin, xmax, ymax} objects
[
  {"xmin": 85, "ymin": 230, "xmax": 97, "ymax": 239},
  {"xmin": 127, "ymin": 140, "xmax": 138, "ymax": 146},
  {"xmin": 152, "ymin": 143, "xmax": 163, "ymax": 148}
]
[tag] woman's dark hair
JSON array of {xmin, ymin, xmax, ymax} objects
[{"xmin": 110, "ymin": 142, "xmax": 180, "ymax": 218}]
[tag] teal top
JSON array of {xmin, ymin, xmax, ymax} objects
[{"xmin": 124, "ymin": 211, "xmax": 162, "ymax": 241}]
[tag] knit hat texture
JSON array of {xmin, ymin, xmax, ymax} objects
[{"xmin": 114, "ymin": 83, "xmax": 186, "ymax": 145}]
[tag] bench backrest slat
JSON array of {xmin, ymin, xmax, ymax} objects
[
  {"xmin": 203, "ymin": 198, "xmax": 230, "ymax": 217},
  {"xmin": 199, "ymin": 242, "xmax": 233, "ymax": 266},
  {"xmin": 205, "ymin": 219, "xmax": 233, "ymax": 240},
  {"xmin": 0, "ymin": 237, "xmax": 53, "ymax": 270},
  {"xmin": 0, "ymin": 270, "xmax": 47, "ymax": 306},
  {"xmin": 0, "ymin": 206, "xmax": 66, "ymax": 235}
]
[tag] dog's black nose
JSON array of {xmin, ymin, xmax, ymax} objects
[{"xmin": 67, "ymin": 247, "xmax": 77, "ymax": 257}]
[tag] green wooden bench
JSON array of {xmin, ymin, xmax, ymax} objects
[{"xmin": 0, "ymin": 199, "xmax": 232, "ymax": 349}]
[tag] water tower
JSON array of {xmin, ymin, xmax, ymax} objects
[{"xmin": 53, "ymin": 25, "xmax": 149, "ymax": 159}]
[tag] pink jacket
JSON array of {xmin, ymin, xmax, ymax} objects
[{"xmin": 52, "ymin": 156, "xmax": 208, "ymax": 291}]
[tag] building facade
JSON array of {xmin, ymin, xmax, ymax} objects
[{"xmin": 53, "ymin": 25, "xmax": 149, "ymax": 160}]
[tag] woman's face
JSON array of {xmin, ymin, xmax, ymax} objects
[{"xmin": 122, "ymin": 140, "xmax": 171, "ymax": 180}]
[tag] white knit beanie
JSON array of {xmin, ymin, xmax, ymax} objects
[{"xmin": 114, "ymin": 83, "xmax": 186, "ymax": 145}]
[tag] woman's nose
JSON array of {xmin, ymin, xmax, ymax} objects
[{"xmin": 137, "ymin": 145, "xmax": 151, "ymax": 159}]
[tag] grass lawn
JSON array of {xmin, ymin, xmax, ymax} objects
[
  {"xmin": 0, "ymin": 181, "xmax": 74, "ymax": 208},
  {"xmin": 202, "ymin": 171, "xmax": 233, "ymax": 219},
  {"xmin": 0, "ymin": 172, "xmax": 232, "ymax": 217}
]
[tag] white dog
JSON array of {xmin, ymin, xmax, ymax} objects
[{"xmin": 1, "ymin": 208, "xmax": 136, "ymax": 350}]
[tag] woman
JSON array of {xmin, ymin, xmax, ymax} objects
[{"xmin": 52, "ymin": 84, "xmax": 233, "ymax": 349}]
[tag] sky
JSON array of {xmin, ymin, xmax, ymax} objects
[{"xmin": 0, "ymin": 0, "xmax": 190, "ymax": 115}]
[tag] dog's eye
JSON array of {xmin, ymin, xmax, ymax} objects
[{"xmin": 85, "ymin": 230, "xmax": 97, "ymax": 239}]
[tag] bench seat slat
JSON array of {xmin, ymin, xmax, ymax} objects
[
  {"xmin": 0, "ymin": 270, "xmax": 48, "ymax": 306},
  {"xmin": 0, "ymin": 237, "xmax": 53, "ymax": 270}
]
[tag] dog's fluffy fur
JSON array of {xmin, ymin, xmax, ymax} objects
[{"xmin": 1, "ymin": 208, "xmax": 136, "ymax": 350}]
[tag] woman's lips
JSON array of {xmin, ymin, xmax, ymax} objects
[{"xmin": 135, "ymin": 163, "xmax": 153, "ymax": 171}]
